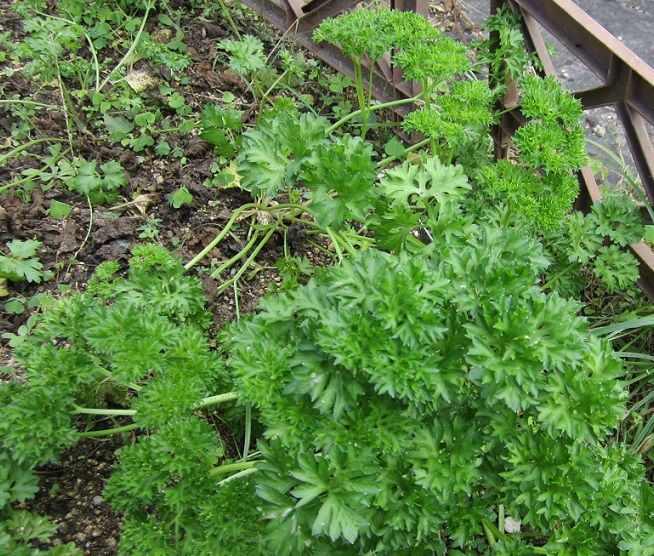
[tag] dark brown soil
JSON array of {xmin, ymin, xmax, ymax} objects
[{"xmin": 26, "ymin": 437, "xmax": 124, "ymax": 555}]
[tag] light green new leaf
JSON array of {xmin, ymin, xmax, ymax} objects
[{"xmin": 381, "ymin": 156, "xmax": 470, "ymax": 208}]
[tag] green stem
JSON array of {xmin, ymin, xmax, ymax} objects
[
  {"xmin": 0, "ymin": 137, "xmax": 67, "ymax": 167},
  {"xmin": 243, "ymin": 403, "xmax": 252, "ymax": 460},
  {"xmin": 0, "ymin": 99, "xmax": 57, "ymax": 109},
  {"xmin": 352, "ymin": 60, "xmax": 367, "ymax": 127},
  {"xmin": 78, "ymin": 423, "xmax": 139, "ymax": 438},
  {"xmin": 360, "ymin": 62, "xmax": 375, "ymax": 140},
  {"xmin": 184, "ymin": 202, "xmax": 260, "ymax": 270},
  {"xmin": 216, "ymin": 0, "xmax": 242, "ymax": 39},
  {"xmin": 210, "ymin": 460, "xmax": 259, "ymax": 476},
  {"xmin": 156, "ymin": 123, "xmax": 199, "ymax": 134},
  {"xmin": 326, "ymin": 95, "xmax": 421, "ymax": 134},
  {"xmin": 192, "ymin": 392, "xmax": 239, "ymax": 410},
  {"xmin": 376, "ymin": 138, "xmax": 431, "ymax": 169},
  {"xmin": 210, "ymin": 229, "xmax": 262, "ymax": 279},
  {"xmin": 261, "ymin": 69, "xmax": 289, "ymax": 105},
  {"xmin": 98, "ymin": 0, "xmax": 152, "ymax": 93},
  {"xmin": 216, "ymin": 467, "xmax": 258, "ymax": 486},
  {"xmin": 324, "ymin": 227, "xmax": 344, "ymax": 262},
  {"xmin": 217, "ymin": 224, "xmax": 279, "ymax": 293},
  {"xmin": 422, "ymin": 79, "xmax": 439, "ymax": 155},
  {"xmin": 542, "ymin": 261, "xmax": 578, "ymax": 290},
  {"xmin": 277, "ymin": 84, "xmax": 320, "ymax": 116},
  {"xmin": 74, "ymin": 406, "xmax": 136, "ymax": 416},
  {"xmin": 185, "ymin": 203, "xmax": 306, "ymax": 270}
]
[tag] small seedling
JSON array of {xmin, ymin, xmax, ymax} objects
[{"xmin": 167, "ymin": 186, "xmax": 193, "ymax": 208}]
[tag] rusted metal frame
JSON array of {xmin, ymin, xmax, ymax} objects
[
  {"xmin": 517, "ymin": 8, "xmax": 556, "ymax": 77},
  {"xmin": 616, "ymin": 103, "xmax": 654, "ymax": 205},
  {"xmin": 489, "ymin": 0, "xmax": 512, "ymax": 159}
]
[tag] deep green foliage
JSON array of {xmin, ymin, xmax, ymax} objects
[
  {"xmin": 0, "ymin": 451, "xmax": 68, "ymax": 555},
  {"xmin": 200, "ymin": 104, "xmax": 243, "ymax": 157},
  {"xmin": 393, "ymin": 35, "xmax": 469, "ymax": 83},
  {"xmin": 226, "ymin": 210, "xmax": 653, "ymax": 552},
  {"xmin": 477, "ymin": 76, "xmax": 586, "ymax": 232},
  {"xmin": 313, "ymin": 8, "xmax": 399, "ymax": 63},
  {"xmin": 474, "ymin": 5, "xmax": 541, "ymax": 82},
  {"xmin": 3, "ymin": 4, "xmax": 653, "ymax": 554},
  {"xmin": 403, "ymin": 80, "xmax": 495, "ymax": 167},
  {"xmin": 519, "ymin": 74, "xmax": 583, "ymax": 125},
  {"xmin": 300, "ymin": 135, "xmax": 377, "ymax": 229},
  {"xmin": 0, "ymin": 239, "xmax": 43, "ymax": 285},
  {"xmin": 237, "ymin": 109, "xmax": 329, "ymax": 198},
  {"xmin": 0, "ymin": 244, "xmax": 246, "ymax": 554},
  {"xmin": 545, "ymin": 194, "xmax": 645, "ymax": 296}
]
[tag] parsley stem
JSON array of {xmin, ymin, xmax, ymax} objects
[
  {"xmin": 243, "ymin": 403, "xmax": 252, "ymax": 460},
  {"xmin": 192, "ymin": 392, "xmax": 239, "ymax": 409},
  {"xmin": 184, "ymin": 202, "xmax": 259, "ymax": 270},
  {"xmin": 74, "ymin": 406, "xmax": 136, "ymax": 416},
  {"xmin": 324, "ymin": 227, "xmax": 344, "ymax": 261},
  {"xmin": 78, "ymin": 423, "xmax": 139, "ymax": 438},
  {"xmin": 363, "ymin": 62, "xmax": 375, "ymax": 139},
  {"xmin": 352, "ymin": 59, "xmax": 367, "ymax": 137},
  {"xmin": 0, "ymin": 137, "xmax": 68, "ymax": 167},
  {"xmin": 542, "ymin": 260, "xmax": 577, "ymax": 291},
  {"xmin": 210, "ymin": 460, "xmax": 258, "ymax": 476},
  {"xmin": 216, "ymin": 467, "xmax": 257, "ymax": 486},
  {"xmin": 97, "ymin": 0, "xmax": 152, "ymax": 93},
  {"xmin": 217, "ymin": 224, "xmax": 280, "ymax": 293},
  {"xmin": 261, "ymin": 69, "xmax": 289, "ymax": 106},
  {"xmin": 216, "ymin": 0, "xmax": 242, "ymax": 40},
  {"xmin": 376, "ymin": 138, "xmax": 430, "ymax": 169},
  {"xmin": 326, "ymin": 95, "xmax": 422, "ymax": 134},
  {"xmin": 184, "ymin": 203, "xmax": 306, "ymax": 270},
  {"xmin": 210, "ymin": 229, "xmax": 262, "ymax": 279}
]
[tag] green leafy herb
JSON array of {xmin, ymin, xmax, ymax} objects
[
  {"xmin": 220, "ymin": 35, "xmax": 266, "ymax": 76},
  {"xmin": 167, "ymin": 186, "xmax": 193, "ymax": 208},
  {"xmin": 0, "ymin": 239, "xmax": 43, "ymax": 284},
  {"xmin": 226, "ymin": 231, "xmax": 653, "ymax": 552}
]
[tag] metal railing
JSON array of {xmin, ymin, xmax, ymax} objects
[{"xmin": 238, "ymin": 0, "xmax": 654, "ymax": 297}]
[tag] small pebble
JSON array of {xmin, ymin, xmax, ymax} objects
[
  {"xmin": 593, "ymin": 125, "xmax": 606, "ymax": 138},
  {"xmin": 92, "ymin": 495, "xmax": 104, "ymax": 506},
  {"xmin": 504, "ymin": 516, "xmax": 521, "ymax": 533}
]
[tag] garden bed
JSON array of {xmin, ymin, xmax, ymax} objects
[{"xmin": 1, "ymin": 1, "xmax": 653, "ymax": 554}]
